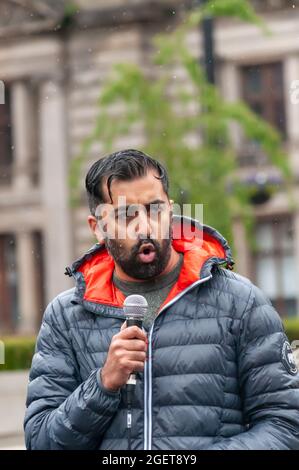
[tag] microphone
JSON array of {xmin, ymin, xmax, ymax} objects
[
  {"xmin": 123, "ymin": 294, "xmax": 148, "ymax": 387},
  {"xmin": 123, "ymin": 294, "xmax": 148, "ymax": 450}
]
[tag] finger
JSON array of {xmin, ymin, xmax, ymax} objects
[
  {"xmin": 121, "ymin": 339, "xmax": 148, "ymax": 352},
  {"xmin": 124, "ymin": 351, "xmax": 146, "ymax": 362},
  {"xmin": 120, "ymin": 321, "xmax": 127, "ymax": 331},
  {"xmin": 120, "ymin": 325, "xmax": 147, "ymax": 341}
]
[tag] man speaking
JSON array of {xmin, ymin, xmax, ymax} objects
[{"xmin": 24, "ymin": 149, "xmax": 299, "ymax": 450}]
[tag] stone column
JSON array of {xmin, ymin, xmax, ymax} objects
[
  {"xmin": 284, "ymin": 55, "xmax": 299, "ymax": 173},
  {"xmin": 16, "ymin": 232, "xmax": 38, "ymax": 334},
  {"xmin": 220, "ymin": 62, "xmax": 252, "ymax": 277},
  {"xmin": 219, "ymin": 61, "xmax": 242, "ymax": 148},
  {"xmin": 11, "ymin": 81, "xmax": 35, "ymax": 190},
  {"xmin": 284, "ymin": 55, "xmax": 299, "ymax": 316},
  {"xmin": 231, "ymin": 217, "xmax": 252, "ymax": 279},
  {"xmin": 39, "ymin": 78, "xmax": 73, "ymax": 303},
  {"xmin": 292, "ymin": 205, "xmax": 299, "ymax": 317}
]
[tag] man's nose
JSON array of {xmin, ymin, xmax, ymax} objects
[{"xmin": 135, "ymin": 210, "xmax": 151, "ymax": 238}]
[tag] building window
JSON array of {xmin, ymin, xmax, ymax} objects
[
  {"xmin": 253, "ymin": 217, "xmax": 298, "ymax": 317},
  {"xmin": 0, "ymin": 85, "xmax": 13, "ymax": 185},
  {"xmin": 0, "ymin": 234, "xmax": 19, "ymax": 332},
  {"xmin": 239, "ymin": 63, "xmax": 286, "ymax": 166},
  {"xmin": 0, "ymin": 231, "xmax": 44, "ymax": 334},
  {"xmin": 241, "ymin": 62, "xmax": 286, "ymax": 136}
]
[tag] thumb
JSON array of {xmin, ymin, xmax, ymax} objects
[{"xmin": 120, "ymin": 321, "xmax": 127, "ymax": 331}]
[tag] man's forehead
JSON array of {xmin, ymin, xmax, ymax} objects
[
  {"xmin": 104, "ymin": 172, "xmax": 167, "ymax": 206},
  {"xmin": 114, "ymin": 193, "xmax": 166, "ymax": 208}
]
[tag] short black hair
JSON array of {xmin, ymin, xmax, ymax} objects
[{"xmin": 85, "ymin": 149, "xmax": 169, "ymax": 215}]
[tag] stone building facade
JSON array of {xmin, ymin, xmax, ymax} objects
[{"xmin": 0, "ymin": 0, "xmax": 298, "ymax": 335}]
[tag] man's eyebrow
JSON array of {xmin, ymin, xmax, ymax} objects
[
  {"xmin": 114, "ymin": 200, "xmax": 166, "ymax": 216},
  {"xmin": 148, "ymin": 199, "xmax": 166, "ymax": 205}
]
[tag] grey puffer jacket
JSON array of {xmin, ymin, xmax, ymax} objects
[{"xmin": 24, "ymin": 216, "xmax": 299, "ymax": 450}]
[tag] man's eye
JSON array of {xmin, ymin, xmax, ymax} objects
[
  {"xmin": 126, "ymin": 208, "xmax": 138, "ymax": 219},
  {"xmin": 150, "ymin": 204, "xmax": 163, "ymax": 214},
  {"xmin": 116, "ymin": 210, "xmax": 136, "ymax": 221}
]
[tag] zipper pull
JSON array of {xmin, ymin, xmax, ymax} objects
[{"xmin": 64, "ymin": 266, "xmax": 73, "ymax": 277}]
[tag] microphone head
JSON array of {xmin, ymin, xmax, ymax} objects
[{"xmin": 123, "ymin": 294, "xmax": 148, "ymax": 321}]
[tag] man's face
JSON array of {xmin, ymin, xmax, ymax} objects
[{"xmin": 94, "ymin": 170, "xmax": 173, "ymax": 280}]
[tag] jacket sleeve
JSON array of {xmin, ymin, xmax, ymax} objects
[
  {"xmin": 24, "ymin": 296, "xmax": 121, "ymax": 450},
  {"xmin": 209, "ymin": 283, "xmax": 299, "ymax": 450}
]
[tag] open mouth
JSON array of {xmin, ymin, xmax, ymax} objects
[{"xmin": 137, "ymin": 243, "xmax": 156, "ymax": 263}]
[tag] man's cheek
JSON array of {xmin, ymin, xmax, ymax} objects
[
  {"xmin": 126, "ymin": 218, "xmax": 143, "ymax": 240},
  {"xmin": 161, "ymin": 214, "xmax": 172, "ymax": 240},
  {"xmin": 115, "ymin": 220, "xmax": 132, "ymax": 240},
  {"xmin": 150, "ymin": 215, "xmax": 167, "ymax": 239}
]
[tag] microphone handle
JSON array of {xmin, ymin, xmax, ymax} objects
[
  {"xmin": 125, "ymin": 316, "xmax": 144, "ymax": 398},
  {"xmin": 125, "ymin": 315, "xmax": 145, "ymax": 450},
  {"xmin": 126, "ymin": 317, "xmax": 143, "ymax": 329}
]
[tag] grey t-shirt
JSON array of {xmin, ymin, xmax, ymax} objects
[{"xmin": 113, "ymin": 253, "xmax": 184, "ymax": 331}]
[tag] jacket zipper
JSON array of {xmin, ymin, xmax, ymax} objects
[{"xmin": 143, "ymin": 273, "xmax": 213, "ymax": 450}]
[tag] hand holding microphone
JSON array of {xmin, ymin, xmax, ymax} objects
[{"xmin": 100, "ymin": 295, "xmax": 148, "ymax": 393}]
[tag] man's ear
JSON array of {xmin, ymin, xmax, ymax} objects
[
  {"xmin": 169, "ymin": 199, "xmax": 174, "ymax": 214},
  {"xmin": 87, "ymin": 215, "xmax": 104, "ymax": 244}
]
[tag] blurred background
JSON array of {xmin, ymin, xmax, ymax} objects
[{"xmin": 0, "ymin": 0, "xmax": 299, "ymax": 450}]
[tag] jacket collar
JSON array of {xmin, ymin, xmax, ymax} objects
[{"xmin": 66, "ymin": 215, "xmax": 234, "ymax": 314}]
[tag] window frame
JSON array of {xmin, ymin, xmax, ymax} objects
[
  {"xmin": 0, "ymin": 83, "xmax": 13, "ymax": 185},
  {"xmin": 241, "ymin": 61, "xmax": 286, "ymax": 139},
  {"xmin": 252, "ymin": 215, "xmax": 297, "ymax": 317}
]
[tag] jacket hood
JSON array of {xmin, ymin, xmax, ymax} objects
[{"xmin": 65, "ymin": 215, "xmax": 234, "ymax": 314}]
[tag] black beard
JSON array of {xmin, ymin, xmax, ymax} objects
[{"xmin": 105, "ymin": 231, "xmax": 172, "ymax": 280}]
